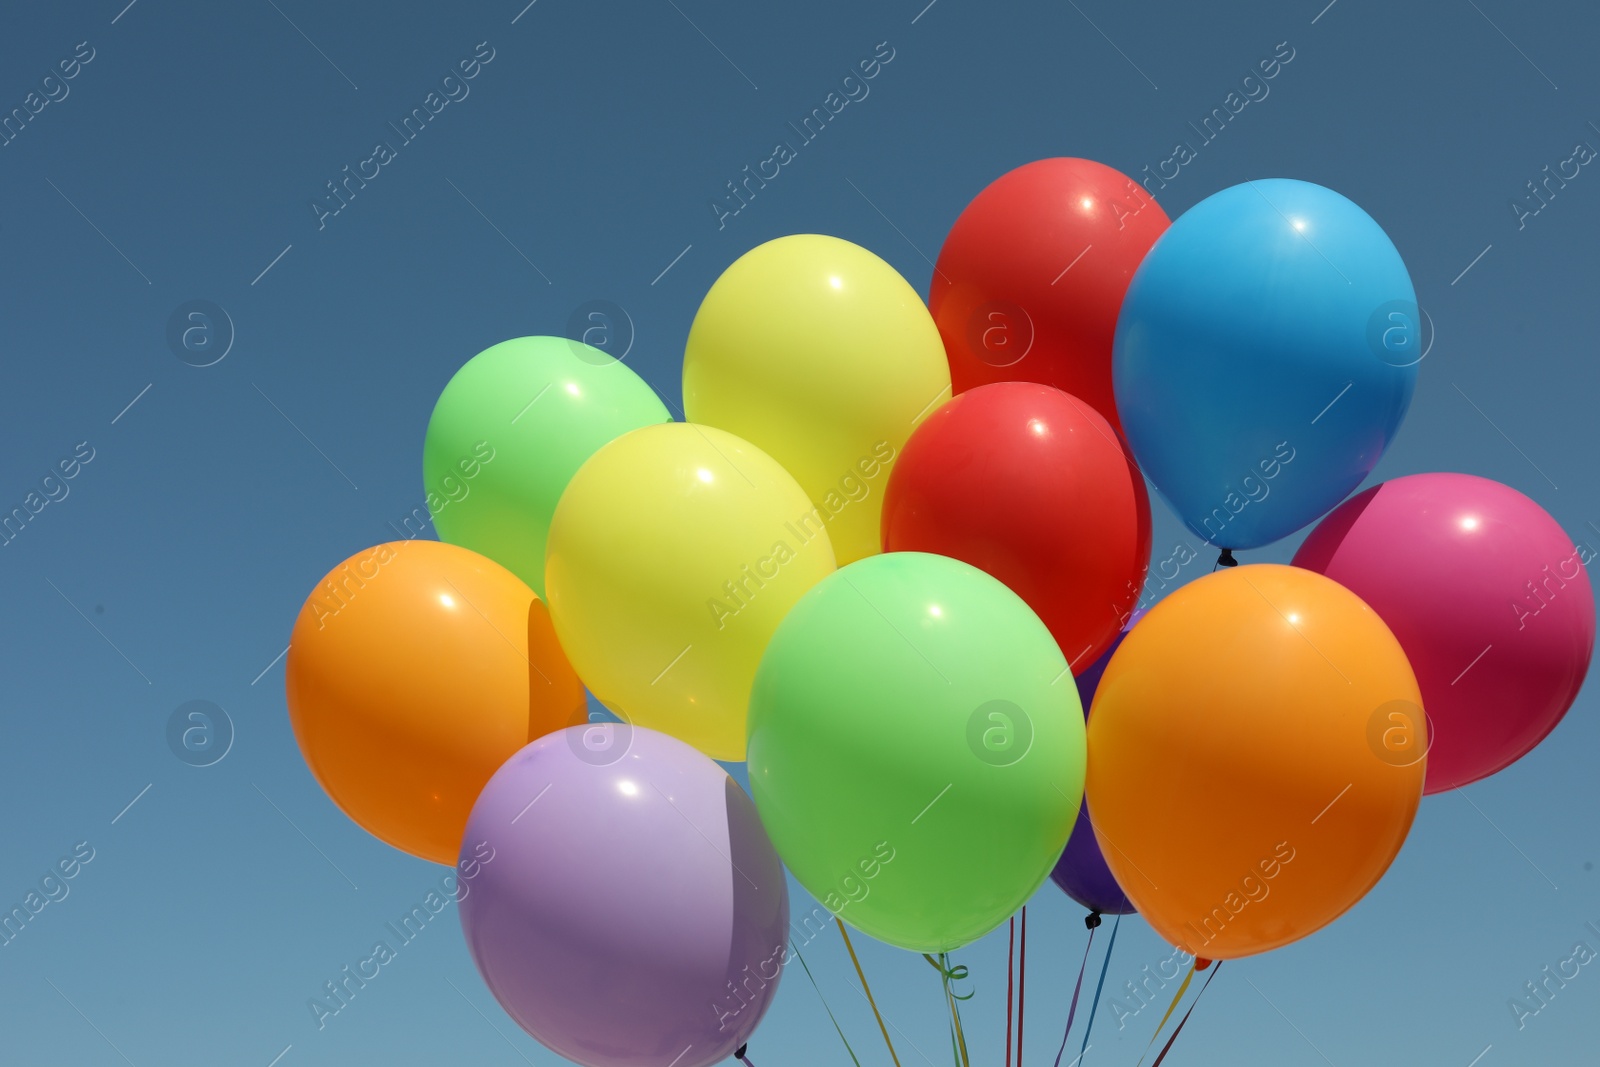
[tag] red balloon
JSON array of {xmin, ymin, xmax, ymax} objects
[
  {"xmin": 881, "ymin": 382, "xmax": 1151, "ymax": 671},
  {"xmin": 930, "ymin": 158, "xmax": 1170, "ymax": 437}
]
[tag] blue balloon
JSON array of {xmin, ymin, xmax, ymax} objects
[{"xmin": 1113, "ymin": 179, "xmax": 1418, "ymax": 551}]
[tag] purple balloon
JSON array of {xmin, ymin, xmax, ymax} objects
[
  {"xmin": 1049, "ymin": 612, "xmax": 1140, "ymax": 915},
  {"xmin": 460, "ymin": 725, "xmax": 789, "ymax": 1067}
]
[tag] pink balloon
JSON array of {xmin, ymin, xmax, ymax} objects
[{"xmin": 1294, "ymin": 473, "xmax": 1594, "ymax": 793}]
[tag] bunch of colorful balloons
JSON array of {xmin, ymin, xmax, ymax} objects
[{"xmin": 283, "ymin": 157, "xmax": 1594, "ymax": 1066}]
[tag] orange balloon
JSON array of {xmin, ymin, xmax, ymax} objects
[
  {"xmin": 1085, "ymin": 563, "xmax": 1424, "ymax": 959},
  {"xmin": 286, "ymin": 541, "xmax": 585, "ymax": 864}
]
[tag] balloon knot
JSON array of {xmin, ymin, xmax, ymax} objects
[
  {"xmin": 1085, "ymin": 910, "xmax": 1103, "ymax": 930},
  {"xmin": 734, "ymin": 1045, "xmax": 747, "ymax": 1058},
  {"xmin": 1195, "ymin": 957, "xmax": 1213, "ymax": 971},
  {"xmin": 1217, "ymin": 548, "xmax": 1238, "ymax": 568}
]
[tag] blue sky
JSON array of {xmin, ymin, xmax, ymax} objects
[{"xmin": 2, "ymin": 0, "xmax": 1598, "ymax": 1064}]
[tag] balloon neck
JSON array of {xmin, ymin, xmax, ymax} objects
[
  {"xmin": 735, "ymin": 1044, "xmax": 752, "ymax": 1065},
  {"xmin": 1216, "ymin": 548, "xmax": 1238, "ymax": 568},
  {"xmin": 1195, "ymin": 957, "xmax": 1213, "ymax": 971},
  {"xmin": 1084, "ymin": 910, "xmax": 1103, "ymax": 930}
]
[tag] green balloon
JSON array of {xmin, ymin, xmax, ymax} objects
[
  {"xmin": 747, "ymin": 551, "xmax": 1084, "ymax": 953},
  {"xmin": 423, "ymin": 337, "xmax": 671, "ymax": 598}
]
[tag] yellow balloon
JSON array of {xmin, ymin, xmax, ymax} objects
[
  {"xmin": 684, "ymin": 234, "xmax": 952, "ymax": 564},
  {"xmin": 546, "ymin": 422, "xmax": 836, "ymax": 760}
]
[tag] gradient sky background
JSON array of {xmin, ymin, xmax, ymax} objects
[{"xmin": 3, "ymin": 1, "xmax": 1599, "ymax": 1064}]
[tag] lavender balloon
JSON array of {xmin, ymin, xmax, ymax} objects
[
  {"xmin": 1050, "ymin": 613, "xmax": 1139, "ymax": 915},
  {"xmin": 460, "ymin": 725, "xmax": 788, "ymax": 1067}
]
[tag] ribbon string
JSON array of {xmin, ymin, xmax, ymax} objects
[
  {"xmin": 1052, "ymin": 911, "xmax": 1101, "ymax": 1067},
  {"xmin": 790, "ymin": 941, "xmax": 862, "ymax": 1067},
  {"xmin": 1077, "ymin": 911, "xmax": 1121, "ymax": 1064},
  {"xmin": 1149, "ymin": 961, "xmax": 1224, "ymax": 1067},
  {"xmin": 796, "ymin": 909, "xmax": 1214, "ymax": 1067},
  {"xmin": 837, "ymin": 919, "xmax": 902, "ymax": 1067},
  {"xmin": 1006, "ymin": 916, "xmax": 1016, "ymax": 1067},
  {"xmin": 1134, "ymin": 960, "xmax": 1196, "ymax": 1067},
  {"xmin": 921, "ymin": 952, "xmax": 972, "ymax": 1067},
  {"xmin": 1017, "ymin": 906, "xmax": 1028, "ymax": 1067}
]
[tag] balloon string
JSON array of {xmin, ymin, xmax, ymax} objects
[
  {"xmin": 1077, "ymin": 911, "xmax": 1121, "ymax": 1063},
  {"xmin": 1149, "ymin": 962, "xmax": 1224, "ymax": 1067},
  {"xmin": 1051, "ymin": 912, "xmax": 1101, "ymax": 1067},
  {"xmin": 922, "ymin": 953, "xmax": 960, "ymax": 1067},
  {"xmin": 838, "ymin": 919, "xmax": 902, "ymax": 1067},
  {"xmin": 1017, "ymin": 905, "xmax": 1028, "ymax": 1067},
  {"xmin": 920, "ymin": 953, "xmax": 972, "ymax": 1067},
  {"xmin": 1134, "ymin": 960, "xmax": 1196, "ymax": 1067},
  {"xmin": 948, "ymin": 952, "xmax": 972, "ymax": 1067},
  {"xmin": 1005, "ymin": 916, "xmax": 1016, "ymax": 1067},
  {"xmin": 790, "ymin": 941, "xmax": 863, "ymax": 1067}
]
